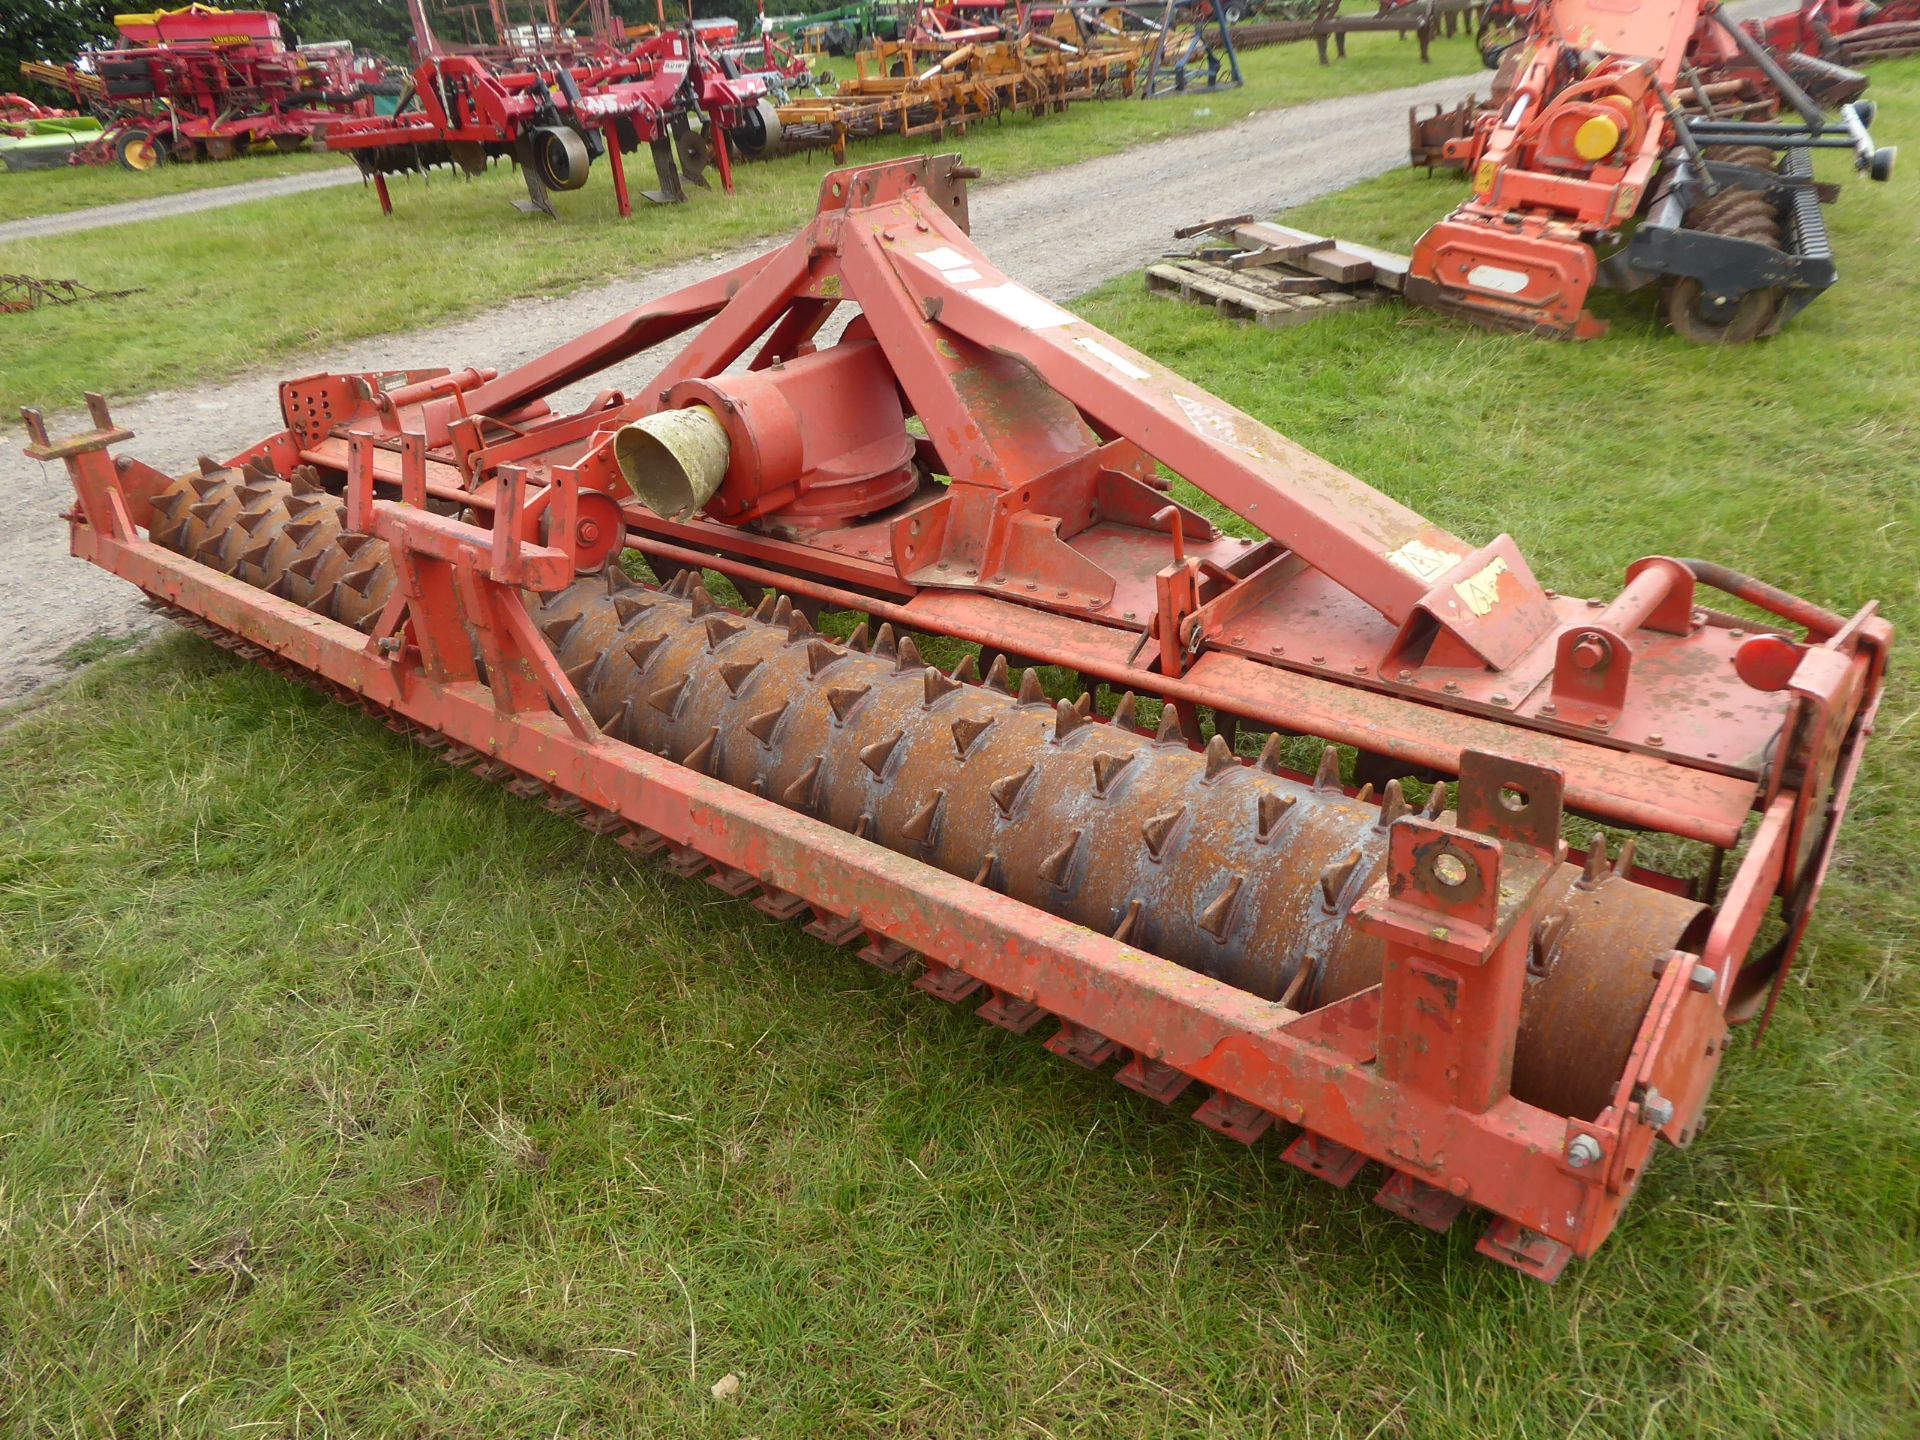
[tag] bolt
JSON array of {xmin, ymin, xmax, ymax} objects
[
  {"xmin": 1729, "ymin": 628, "xmax": 1745, "ymax": 638},
  {"xmin": 1491, "ymin": 692, "xmax": 1508, "ymax": 705},
  {"xmin": 1586, "ymin": 596, "xmax": 1603, "ymax": 607},
  {"xmin": 1566, "ymin": 1134, "xmax": 1603, "ymax": 1169},
  {"xmin": 1593, "ymin": 716, "xmax": 1612, "ymax": 730},
  {"xmin": 1642, "ymin": 1090, "xmax": 1675, "ymax": 1129},
  {"xmin": 1648, "ymin": 732, "xmax": 1665, "ymax": 747},
  {"xmin": 1541, "ymin": 702, "xmax": 1558, "ymax": 717},
  {"xmin": 1398, "ymin": 668, "xmax": 1414, "ymax": 681},
  {"xmin": 1353, "ymin": 663, "xmax": 1368, "ymax": 675},
  {"xmin": 1689, "ymin": 963, "xmax": 1716, "ymax": 993},
  {"xmin": 1443, "ymin": 680, "xmax": 1461, "ymax": 694},
  {"xmin": 1571, "ymin": 633, "xmax": 1611, "ymax": 670},
  {"xmin": 1311, "ymin": 654, "xmax": 1325, "ymax": 665}
]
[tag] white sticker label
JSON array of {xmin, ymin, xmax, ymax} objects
[
  {"xmin": 1453, "ymin": 556, "xmax": 1509, "ymax": 616},
  {"xmin": 946, "ymin": 266, "xmax": 981, "ymax": 284},
  {"xmin": 919, "ymin": 246, "xmax": 973, "ymax": 272},
  {"xmin": 1465, "ymin": 264, "xmax": 1529, "ymax": 296},
  {"xmin": 1175, "ymin": 393, "xmax": 1261, "ymax": 457},
  {"xmin": 1386, "ymin": 538, "xmax": 1466, "ymax": 584},
  {"xmin": 1075, "ymin": 336, "xmax": 1151, "ymax": 381},
  {"xmin": 968, "ymin": 282, "xmax": 1075, "ymax": 331}
]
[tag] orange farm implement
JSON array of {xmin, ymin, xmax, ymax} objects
[
  {"xmin": 1405, "ymin": 0, "xmax": 1893, "ymax": 341},
  {"xmin": 28, "ymin": 156, "xmax": 1888, "ymax": 1282}
]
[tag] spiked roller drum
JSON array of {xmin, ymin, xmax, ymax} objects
[{"xmin": 27, "ymin": 157, "xmax": 1888, "ymax": 1282}]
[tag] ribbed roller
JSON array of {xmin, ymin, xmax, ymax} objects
[{"xmin": 143, "ymin": 469, "xmax": 1709, "ymax": 1122}]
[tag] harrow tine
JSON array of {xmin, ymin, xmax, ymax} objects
[{"xmin": 641, "ymin": 137, "xmax": 686, "ymax": 205}]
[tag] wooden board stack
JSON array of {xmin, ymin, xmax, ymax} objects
[{"xmin": 1148, "ymin": 215, "xmax": 1409, "ymax": 330}]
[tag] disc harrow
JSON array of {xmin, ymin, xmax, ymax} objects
[{"xmin": 28, "ymin": 156, "xmax": 1889, "ymax": 1283}]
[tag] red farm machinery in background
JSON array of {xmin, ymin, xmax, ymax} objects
[
  {"xmin": 1405, "ymin": 0, "xmax": 1893, "ymax": 341},
  {"xmin": 26, "ymin": 155, "xmax": 1890, "ymax": 1283},
  {"xmin": 322, "ymin": 0, "xmax": 777, "ymax": 218},
  {"xmin": 22, "ymin": 5, "xmax": 392, "ymax": 170}
]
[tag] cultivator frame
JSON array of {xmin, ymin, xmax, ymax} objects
[{"xmin": 30, "ymin": 158, "xmax": 1888, "ymax": 1281}]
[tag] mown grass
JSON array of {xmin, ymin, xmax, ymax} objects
[
  {"xmin": 0, "ymin": 29, "xmax": 1481, "ymax": 414},
  {"xmin": 0, "ymin": 145, "xmax": 350, "ymax": 222},
  {"xmin": 3, "ymin": 57, "xmax": 1917, "ymax": 1440}
]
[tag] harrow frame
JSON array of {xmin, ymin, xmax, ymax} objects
[{"xmin": 27, "ymin": 156, "xmax": 1888, "ymax": 1282}]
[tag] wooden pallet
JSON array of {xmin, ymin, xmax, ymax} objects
[{"xmin": 1147, "ymin": 219, "xmax": 1408, "ymax": 330}]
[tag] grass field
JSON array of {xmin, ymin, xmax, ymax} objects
[
  {"xmin": 0, "ymin": 30, "xmax": 1480, "ymax": 415},
  {"xmin": 0, "ymin": 145, "xmax": 349, "ymax": 222},
  {"xmin": 3, "ymin": 58, "xmax": 1917, "ymax": 1440}
]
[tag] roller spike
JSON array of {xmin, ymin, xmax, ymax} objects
[
  {"xmin": 1256, "ymin": 733, "xmax": 1285, "ymax": 775},
  {"xmin": 1017, "ymin": 669, "xmax": 1047, "ymax": 707},
  {"xmin": 284, "ymin": 518, "xmax": 324, "ymax": 548},
  {"xmin": 151, "ymin": 487, "xmax": 189, "ymax": 518},
  {"xmin": 625, "ymin": 633, "xmax": 666, "ymax": 670},
  {"xmin": 1424, "ymin": 783, "xmax": 1448, "ymax": 819},
  {"xmin": 951, "ymin": 714, "xmax": 994, "ymax": 757},
  {"xmin": 924, "ymin": 667, "xmax": 962, "ymax": 705},
  {"xmin": 1198, "ymin": 876, "xmax": 1245, "ymax": 941},
  {"xmin": 1039, "ymin": 830, "xmax": 1081, "ymax": 889},
  {"xmin": 984, "ymin": 654, "xmax": 1011, "ymax": 693},
  {"xmin": 605, "ymin": 564, "xmax": 638, "ymax": 594},
  {"xmin": 337, "ymin": 533, "xmax": 376, "ymax": 560},
  {"xmin": 1353, "ymin": 783, "xmax": 1374, "ymax": 805},
  {"xmin": 872, "ymin": 622, "xmax": 898, "ymax": 659},
  {"xmin": 1257, "ymin": 791, "xmax": 1295, "ymax": 843},
  {"xmin": 1613, "ymin": 835, "xmax": 1638, "ymax": 878},
  {"xmin": 783, "ymin": 756, "xmax": 824, "ymax": 810},
  {"xmin": 1155, "ymin": 710, "xmax": 1188, "ymax": 746},
  {"xmin": 340, "ymin": 562, "xmax": 382, "ymax": 596},
  {"xmin": 1313, "ymin": 745, "xmax": 1343, "ymax": 791},
  {"xmin": 901, "ymin": 791, "xmax": 944, "ymax": 846},
  {"xmin": 188, "ymin": 499, "xmax": 226, "ymax": 525},
  {"xmin": 1378, "ymin": 780, "xmax": 1409, "ymax": 829},
  {"xmin": 289, "ymin": 551, "xmax": 328, "ymax": 583},
  {"xmin": 846, "ymin": 622, "xmax": 872, "ymax": 653},
  {"xmin": 752, "ymin": 591, "xmax": 780, "ymax": 622},
  {"xmin": 1112, "ymin": 691, "xmax": 1138, "ymax": 731},
  {"xmin": 1319, "ymin": 850, "xmax": 1361, "ymax": 910},
  {"xmin": 896, "ymin": 636, "xmax": 923, "ymax": 672},
  {"xmin": 647, "ymin": 676, "xmax": 688, "ymax": 714},
  {"xmin": 563, "ymin": 658, "xmax": 596, "ymax": 691},
  {"xmin": 1091, "ymin": 750, "xmax": 1132, "ymax": 797},
  {"xmin": 1531, "ymin": 908, "xmax": 1570, "ymax": 970},
  {"xmin": 785, "ymin": 610, "xmax": 813, "ymax": 642},
  {"xmin": 1580, "ymin": 835, "xmax": 1610, "ymax": 887},
  {"xmin": 950, "ymin": 653, "xmax": 980, "ymax": 686},
  {"xmin": 1142, "ymin": 807, "xmax": 1184, "ymax": 861},
  {"xmin": 745, "ymin": 702, "xmax": 788, "ymax": 745},
  {"xmin": 705, "ymin": 614, "xmax": 746, "ymax": 649},
  {"xmin": 243, "ymin": 456, "xmax": 275, "ymax": 481},
  {"xmin": 285, "ymin": 494, "xmax": 325, "ymax": 520},
  {"xmin": 264, "ymin": 572, "xmax": 295, "ymax": 600},
  {"xmin": 1203, "ymin": 734, "xmax": 1237, "ymax": 781},
  {"xmin": 235, "ymin": 483, "xmax": 274, "ymax": 508},
  {"xmin": 971, "ymin": 853, "xmax": 997, "ymax": 888},
  {"xmin": 684, "ymin": 725, "xmax": 720, "ymax": 773},
  {"xmin": 613, "ymin": 593, "xmax": 652, "ymax": 624},
  {"xmin": 288, "ymin": 467, "xmax": 324, "ymax": 496},
  {"xmin": 1054, "ymin": 698, "xmax": 1083, "ymax": 741},
  {"xmin": 664, "ymin": 569, "xmax": 694, "ymax": 598},
  {"xmin": 236, "ymin": 506, "xmax": 280, "ymax": 536},
  {"xmin": 238, "ymin": 538, "xmax": 274, "ymax": 571},
  {"xmin": 853, "ymin": 813, "xmax": 874, "ymax": 840},
  {"xmin": 1112, "ymin": 899, "xmax": 1143, "ymax": 944},
  {"xmin": 827, "ymin": 684, "xmax": 871, "ymax": 722},
  {"xmin": 196, "ymin": 455, "xmax": 224, "ymax": 477},
  {"xmin": 688, "ymin": 581, "xmax": 717, "ymax": 617},
  {"xmin": 541, "ymin": 615, "xmax": 581, "ymax": 648},
  {"xmin": 858, "ymin": 731, "xmax": 903, "ymax": 778},
  {"xmin": 988, "ymin": 764, "xmax": 1034, "ymax": 817},
  {"xmin": 718, "ymin": 658, "xmax": 762, "ymax": 695},
  {"xmin": 1073, "ymin": 692, "xmax": 1092, "ymax": 718},
  {"xmin": 612, "ymin": 698, "xmax": 635, "ymax": 739}
]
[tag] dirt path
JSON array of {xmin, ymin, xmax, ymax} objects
[
  {"xmin": 2, "ymin": 71, "xmax": 1475, "ymax": 701},
  {"xmin": 0, "ymin": 167, "xmax": 363, "ymax": 246}
]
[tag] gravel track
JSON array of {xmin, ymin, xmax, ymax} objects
[
  {"xmin": 3, "ymin": 71, "xmax": 1476, "ymax": 700},
  {"xmin": 0, "ymin": 167, "xmax": 364, "ymax": 245}
]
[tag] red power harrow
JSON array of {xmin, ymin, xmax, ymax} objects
[{"xmin": 29, "ymin": 157, "xmax": 1888, "ymax": 1281}]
